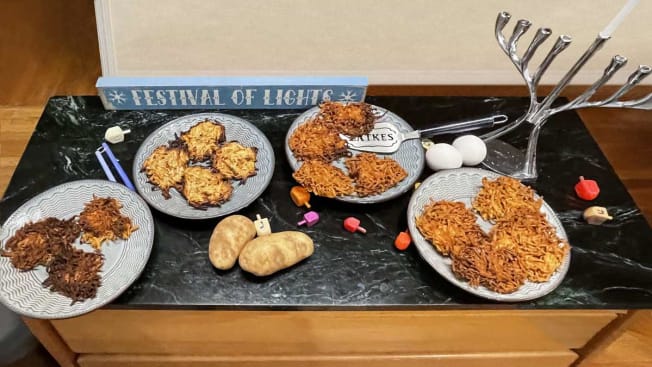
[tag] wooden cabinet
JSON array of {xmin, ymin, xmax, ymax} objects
[{"xmin": 29, "ymin": 309, "xmax": 622, "ymax": 367}]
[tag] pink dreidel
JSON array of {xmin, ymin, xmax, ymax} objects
[
  {"xmin": 343, "ymin": 217, "xmax": 366, "ymax": 234},
  {"xmin": 298, "ymin": 211, "xmax": 320, "ymax": 227}
]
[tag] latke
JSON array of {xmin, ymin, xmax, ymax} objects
[
  {"xmin": 181, "ymin": 166, "xmax": 233, "ymax": 208},
  {"xmin": 213, "ymin": 141, "xmax": 258, "ymax": 180}
]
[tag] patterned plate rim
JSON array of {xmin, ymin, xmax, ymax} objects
[
  {"xmin": 284, "ymin": 104, "xmax": 425, "ymax": 204},
  {"xmin": 133, "ymin": 112, "xmax": 275, "ymax": 219},
  {"xmin": 407, "ymin": 167, "xmax": 571, "ymax": 302},
  {"xmin": 0, "ymin": 179, "xmax": 155, "ymax": 319}
]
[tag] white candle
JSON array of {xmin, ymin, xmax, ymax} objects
[{"xmin": 600, "ymin": 0, "xmax": 640, "ymax": 38}]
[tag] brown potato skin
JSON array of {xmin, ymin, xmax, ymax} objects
[
  {"xmin": 238, "ymin": 231, "xmax": 314, "ymax": 276},
  {"xmin": 209, "ymin": 215, "xmax": 257, "ymax": 270}
]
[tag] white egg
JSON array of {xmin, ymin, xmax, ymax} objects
[
  {"xmin": 452, "ymin": 135, "xmax": 487, "ymax": 166},
  {"xmin": 425, "ymin": 143, "xmax": 463, "ymax": 171}
]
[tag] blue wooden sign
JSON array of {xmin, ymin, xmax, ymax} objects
[{"xmin": 96, "ymin": 76, "xmax": 367, "ymax": 110}]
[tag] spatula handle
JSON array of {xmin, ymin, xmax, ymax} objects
[{"xmin": 419, "ymin": 115, "xmax": 508, "ymax": 137}]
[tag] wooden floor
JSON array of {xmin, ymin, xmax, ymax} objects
[{"xmin": 0, "ymin": 1, "xmax": 650, "ymax": 366}]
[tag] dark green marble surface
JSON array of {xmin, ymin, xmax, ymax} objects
[{"xmin": 1, "ymin": 96, "xmax": 651, "ymax": 309}]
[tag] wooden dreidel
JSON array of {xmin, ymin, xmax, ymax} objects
[
  {"xmin": 290, "ymin": 186, "xmax": 311, "ymax": 209},
  {"xmin": 583, "ymin": 206, "xmax": 613, "ymax": 225},
  {"xmin": 254, "ymin": 214, "xmax": 271, "ymax": 236},
  {"xmin": 575, "ymin": 176, "xmax": 600, "ymax": 201},
  {"xmin": 344, "ymin": 217, "xmax": 366, "ymax": 234},
  {"xmin": 298, "ymin": 211, "xmax": 319, "ymax": 227},
  {"xmin": 394, "ymin": 230, "xmax": 411, "ymax": 250}
]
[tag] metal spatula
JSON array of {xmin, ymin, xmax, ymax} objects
[{"xmin": 340, "ymin": 114, "xmax": 508, "ymax": 154}]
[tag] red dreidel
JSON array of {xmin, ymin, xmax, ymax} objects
[
  {"xmin": 575, "ymin": 176, "xmax": 600, "ymax": 201},
  {"xmin": 290, "ymin": 186, "xmax": 311, "ymax": 209},
  {"xmin": 298, "ymin": 211, "xmax": 320, "ymax": 227},
  {"xmin": 394, "ymin": 231, "xmax": 411, "ymax": 250},
  {"xmin": 343, "ymin": 217, "xmax": 366, "ymax": 234}
]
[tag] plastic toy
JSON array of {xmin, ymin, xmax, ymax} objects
[
  {"xmin": 343, "ymin": 217, "xmax": 367, "ymax": 234},
  {"xmin": 297, "ymin": 211, "xmax": 319, "ymax": 227}
]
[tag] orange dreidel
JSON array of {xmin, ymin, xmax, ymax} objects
[
  {"xmin": 394, "ymin": 230, "xmax": 411, "ymax": 250},
  {"xmin": 290, "ymin": 186, "xmax": 312, "ymax": 208}
]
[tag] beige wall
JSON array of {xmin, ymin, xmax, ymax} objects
[{"xmin": 95, "ymin": 0, "xmax": 652, "ymax": 85}]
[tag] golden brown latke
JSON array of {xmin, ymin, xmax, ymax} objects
[
  {"xmin": 316, "ymin": 101, "xmax": 377, "ymax": 137},
  {"xmin": 345, "ymin": 153, "xmax": 408, "ymax": 197},
  {"xmin": 180, "ymin": 120, "xmax": 226, "ymax": 161},
  {"xmin": 288, "ymin": 120, "xmax": 349, "ymax": 162},
  {"xmin": 78, "ymin": 196, "xmax": 138, "ymax": 250},
  {"xmin": 292, "ymin": 160, "xmax": 354, "ymax": 198},
  {"xmin": 213, "ymin": 141, "xmax": 258, "ymax": 181},
  {"xmin": 142, "ymin": 146, "xmax": 189, "ymax": 199},
  {"xmin": 472, "ymin": 176, "xmax": 543, "ymax": 221},
  {"xmin": 415, "ymin": 201, "xmax": 486, "ymax": 257},
  {"xmin": 181, "ymin": 166, "xmax": 233, "ymax": 208},
  {"xmin": 488, "ymin": 208, "xmax": 569, "ymax": 283}
]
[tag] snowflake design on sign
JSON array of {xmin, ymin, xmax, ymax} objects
[
  {"xmin": 338, "ymin": 90, "xmax": 357, "ymax": 102},
  {"xmin": 108, "ymin": 90, "xmax": 126, "ymax": 105}
]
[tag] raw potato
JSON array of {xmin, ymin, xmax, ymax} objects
[
  {"xmin": 239, "ymin": 231, "xmax": 314, "ymax": 276},
  {"xmin": 209, "ymin": 215, "xmax": 257, "ymax": 270}
]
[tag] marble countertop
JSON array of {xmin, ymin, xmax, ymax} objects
[{"xmin": 1, "ymin": 96, "xmax": 651, "ymax": 310}]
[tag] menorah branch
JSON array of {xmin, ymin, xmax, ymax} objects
[{"xmin": 482, "ymin": 10, "xmax": 651, "ymax": 180}]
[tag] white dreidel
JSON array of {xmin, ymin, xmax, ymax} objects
[
  {"xmin": 254, "ymin": 214, "xmax": 272, "ymax": 236},
  {"xmin": 104, "ymin": 126, "xmax": 131, "ymax": 144}
]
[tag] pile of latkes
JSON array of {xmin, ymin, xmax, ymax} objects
[
  {"xmin": 1, "ymin": 196, "xmax": 137, "ymax": 304},
  {"xmin": 415, "ymin": 176, "xmax": 570, "ymax": 294},
  {"xmin": 142, "ymin": 120, "xmax": 258, "ymax": 208},
  {"xmin": 289, "ymin": 101, "xmax": 408, "ymax": 198}
]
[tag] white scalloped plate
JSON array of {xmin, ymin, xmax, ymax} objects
[
  {"xmin": 134, "ymin": 113, "xmax": 275, "ymax": 219},
  {"xmin": 0, "ymin": 180, "xmax": 154, "ymax": 319},
  {"xmin": 285, "ymin": 104, "xmax": 425, "ymax": 204},
  {"xmin": 407, "ymin": 168, "xmax": 571, "ymax": 302}
]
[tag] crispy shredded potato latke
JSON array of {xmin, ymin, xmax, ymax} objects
[
  {"xmin": 180, "ymin": 120, "xmax": 226, "ymax": 161},
  {"xmin": 289, "ymin": 120, "xmax": 349, "ymax": 162},
  {"xmin": 142, "ymin": 146, "xmax": 189, "ymax": 199},
  {"xmin": 473, "ymin": 176, "xmax": 543, "ymax": 221},
  {"xmin": 345, "ymin": 153, "xmax": 408, "ymax": 197},
  {"xmin": 79, "ymin": 196, "xmax": 139, "ymax": 250},
  {"xmin": 317, "ymin": 101, "xmax": 377, "ymax": 137},
  {"xmin": 1, "ymin": 217, "xmax": 80, "ymax": 270},
  {"xmin": 213, "ymin": 141, "xmax": 258, "ymax": 181},
  {"xmin": 293, "ymin": 160, "xmax": 354, "ymax": 198},
  {"xmin": 416, "ymin": 177, "xmax": 569, "ymax": 294},
  {"xmin": 489, "ymin": 208, "xmax": 569, "ymax": 283},
  {"xmin": 415, "ymin": 201, "xmax": 485, "ymax": 256},
  {"xmin": 182, "ymin": 166, "xmax": 233, "ymax": 208}
]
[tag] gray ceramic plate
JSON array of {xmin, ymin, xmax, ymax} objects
[
  {"xmin": 0, "ymin": 180, "xmax": 154, "ymax": 319},
  {"xmin": 134, "ymin": 113, "xmax": 275, "ymax": 219},
  {"xmin": 285, "ymin": 105, "xmax": 424, "ymax": 204},
  {"xmin": 407, "ymin": 168, "xmax": 571, "ymax": 302}
]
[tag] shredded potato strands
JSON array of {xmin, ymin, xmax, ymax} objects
[
  {"xmin": 1, "ymin": 196, "xmax": 138, "ymax": 304},
  {"xmin": 289, "ymin": 102, "xmax": 407, "ymax": 198},
  {"xmin": 473, "ymin": 176, "xmax": 543, "ymax": 221},
  {"xmin": 317, "ymin": 101, "xmax": 377, "ymax": 137},
  {"xmin": 288, "ymin": 121, "xmax": 349, "ymax": 162},
  {"xmin": 345, "ymin": 153, "xmax": 408, "ymax": 197},
  {"xmin": 79, "ymin": 196, "xmax": 139, "ymax": 249},
  {"xmin": 415, "ymin": 177, "xmax": 569, "ymax": 294},
  {"xmin": 292, "ymin": 160, "xmax": 354, "ymax": 198},
  {"xmin": 415, "ymin": 201, "xmax": 484, "ymax": 256}
]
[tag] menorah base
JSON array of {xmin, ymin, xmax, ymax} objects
[{"xmin": 482, "ymin": 139, "xmax": 538, "ymax": 180}]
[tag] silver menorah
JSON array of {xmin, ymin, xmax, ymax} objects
[{"xmin": 481, "ymin": 11, "xmax": 652, "ymax": 180}]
